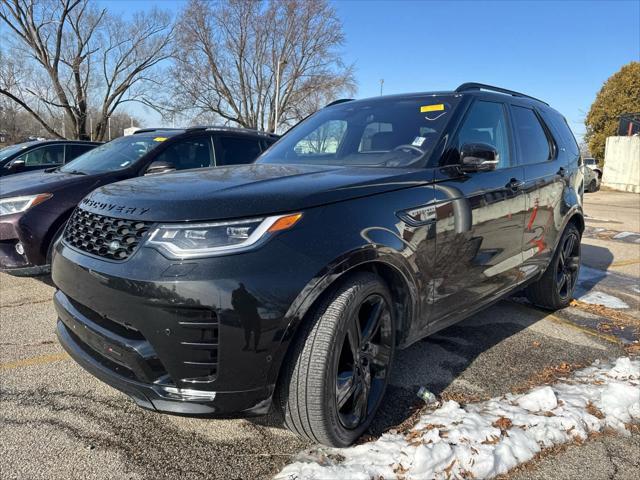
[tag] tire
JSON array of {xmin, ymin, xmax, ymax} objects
[
  {"xmin": 46, "ymin": 222, "xmax": 67, "ymax": 264},
  {"xmin": 587, "ymin": 179, "xmax": 597, "ymax": 193},
  {"xmin": 526, "ymin": 223, "xmax": 581, "ymax": 310},
  {"xmin": 275, "ymin": 272, "xmax": 396, "ymax": 447}
]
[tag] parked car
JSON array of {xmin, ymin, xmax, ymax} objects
[
  {"xmin": 52, "ymin": 84, "xmax": 584, "ymax": 447},
  {"xmin": 584, "ymin": 163, "xmax": 601, "ymax": 192},
  {"xmin": 0, "ymin": 140, "xmax": 101, "ymax": 177},
  {"xmin": 0, "ymin": 127, "xmax": 277, "ymax": 276},
  {"xmin": 583, "ymin": 157, "xmax": 602, "ymax": 179}
]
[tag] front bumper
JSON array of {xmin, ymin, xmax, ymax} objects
[
  {"xmin": 52, "ymin": 235, "xmax": 322, "ymax": 417},
  {"xmin": 0, "ymin": 211, "xmax": 49, "ymax": 272},
  {"xmin": 56, "ymin": 312, "xmax": 272, "ymax": 416}
]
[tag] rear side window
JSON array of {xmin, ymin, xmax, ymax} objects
[
  {"xmin": 65, "ymin": 144, "xmax": 95, "ymax": 163},
  {"xmin": 216, "ymin": 135, "xmax": 263, "ymax": 166},
  {"xmin": 539, "ymin": 108, "xmax": 580, "ymax": 159},
  {"xmin": 155, "ymin": 136, "xmax": 214, "ymax": 170},
  {"xmin": 511, "ymin": 106, "xmax": 551, "ymax": 164}
]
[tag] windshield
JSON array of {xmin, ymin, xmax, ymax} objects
[
  {"xmin": 60, "ymin": 135, "xmax": 170, "ymax": 174},
  {"xmin": 258, "ymin": 95, "xmax": 459, "ymax": 167},
  {"xmin": 0, "ymin": 143, "xmax": 32, "ymax": 162}
]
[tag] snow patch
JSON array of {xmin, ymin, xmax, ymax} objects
[
  {"xmin": 575, "ymin": 290, "xmax": 629, "ymax": 309},
  {"xmin": 275, "ymin": 357, "xmax": 640, "ymax": 480}
]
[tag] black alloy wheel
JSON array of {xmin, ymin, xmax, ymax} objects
[
  {"xmin": 556, "ymin": 230, "xmax": 580, "ymax": 300},
  {"xmin": 335, "ymin": 294, "xmax": 393, "ymax": 430}
]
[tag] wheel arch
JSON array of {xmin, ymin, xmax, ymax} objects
[
  {"xmin": 267, "ymin": 246, "xmax": 420, "ymax": 386},
  {"xmin": 42, "ymin": 207, "xmax": 74, "ymax": 260}
]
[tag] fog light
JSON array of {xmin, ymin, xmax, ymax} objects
[{"xmin": 15, "ymin": 242, "xmax": 24, "ymax": 255}]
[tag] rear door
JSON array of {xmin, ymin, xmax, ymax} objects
[
  {"xmin": 510, "ymin": 104, "xmax": 565, "ymax": 275},
  {"xmin": 430, "ymin": 99, "xmax": 526, "ymax": 326}
]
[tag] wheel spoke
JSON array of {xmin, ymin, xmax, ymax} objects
[
  {"xmin": 566, "ymin": 255, "xmax": 580, "ymax": 271},
  {"xmin": 336, "ymin": 371, "xmax": 357, "ymax": 409},
  {"xmin": 563, "ymin": 235, "xmax": 576, "ymax": 260},
  {"xmin": 354, "ymin": 368, "xmax": 371, "ymax": 421},
  {"xmin": 557, "ymin": 272, "xmax": 568, "ymax": 293},
  {"xmin": 361, "ymin": 298, "xmax": 384, "ymax": 344},
  {"xmin": 347, "ymin": 320, "xmax": 362, "ymax": 359}
]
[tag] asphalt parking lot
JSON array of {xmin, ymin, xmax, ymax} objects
[{"xmin": 1, "ymin": 189, "xmax": 638, "ymax": 480}]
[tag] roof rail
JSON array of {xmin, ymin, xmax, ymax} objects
[
  {"xmin": 325, "ymin": 98, "xmax": 354, "ymax": 108},
  {"xmin": 455, "ymin": 83, "xmax": 548, "ymax": 106},
  {"xmin": 132, "ymin": 127, "xmax": 184, "ymax": 134}
]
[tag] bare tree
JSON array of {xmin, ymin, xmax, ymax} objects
[
  {"xmin": 0, "ymin": 0, "xmax": 174, "ymax": 140},
  {"xmin": 169, "ymin": 0, "xmax": 355, "ymax": 133}
]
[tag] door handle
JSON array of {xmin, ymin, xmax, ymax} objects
[{"xmin": 507, "ymin": 178, "xmax": 525, "ymax": 191}]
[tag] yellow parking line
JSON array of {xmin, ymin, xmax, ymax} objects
[
  {"xmin": 610, "ymin": 258, "xmax": 640, "ymax": 268},
  {"xmin": 0, "ymin": 352, "xmax": 69, "ymax": 370}
]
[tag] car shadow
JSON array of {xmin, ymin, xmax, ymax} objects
[{"xmin": 33, "ymin": 274, "xmax": 55, "ymax": 288}]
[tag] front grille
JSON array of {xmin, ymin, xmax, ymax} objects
[{"xmin": 64, "ymin": 208, "xmax": 152, "ymax": 260}]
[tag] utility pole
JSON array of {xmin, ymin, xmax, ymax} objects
[
  {"xmin": 274, "ymin": 58, "xmax": 287, "ymax": 134},
  {"xmin": 90, "ymin": 118, "xmax": 93, "ymax": 141},
  {"xmin": 379, "ymin": 79, "xmax": 384, "ymax": 96}
]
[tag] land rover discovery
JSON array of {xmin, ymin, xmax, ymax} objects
[{"xmin": 52, "ymin": 84, "xmax": 585, "ymax": 447}]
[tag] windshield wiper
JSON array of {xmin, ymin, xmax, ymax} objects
[
  {"xmin": 65, "ymin": 169, "xmax": 87, "ymax": 175},
  {"xmin": 44, "ymin": 166, "xmax": 60, "ymax": 173}
]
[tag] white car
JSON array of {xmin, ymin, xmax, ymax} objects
[
  {"xmin": 584, "ymin": 163, "xmax": 601, "ymax": 192},
  {"xmin": 584, "ymin": 157, "xmax": 602, "ymax": 179}
]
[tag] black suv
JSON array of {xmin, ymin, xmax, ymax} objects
[
  {"xmin": 0, "ymin": 140, "xmax": 101, "ymax": 176},
  {"xmin": 53, "ymin": 84, "xmax": 584, "ymax": 447},
  {"xmin": 0, "ymin": 127, "xmax": 276, "ymax": 275}
]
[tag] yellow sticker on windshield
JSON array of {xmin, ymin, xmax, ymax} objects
[
  {"xmin": 153, "ymin": 137, "xmax": 168, "ymax": 142},
  {"xmin": 420, "ymin": 104, "xmax": 445, "ymax": 113}
]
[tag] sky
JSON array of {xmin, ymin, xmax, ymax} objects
[{"xmin": 104, "ymin": 0, "xmax": 640, "ymax": 141}]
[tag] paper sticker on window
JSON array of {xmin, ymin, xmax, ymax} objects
[
  {"xmin": 412, "ymin": 136, "xmax": 426, "ymax": 147},
  {"xmin": 153, "ymin": 137, "xmax": 168, "ymax": 142},
  {"xmin": 420, "ymin": 104, "xmax": 445, "ymax": 113}
]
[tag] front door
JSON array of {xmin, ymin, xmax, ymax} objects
[{"xmin": 430, "ymin": 99, "xmax": 526, "ymax": 326}]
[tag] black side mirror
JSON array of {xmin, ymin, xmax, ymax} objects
[
  {"xmin": 8, "ymin": 158, "xmax": 26, "ymax": 172},
  {"xmin": 145, "ymin": 160, "xmax": 176, "ymax": 175},
  {"xmin": 460, "ymin": 143, "xmax": 499, "ymax": 172}
]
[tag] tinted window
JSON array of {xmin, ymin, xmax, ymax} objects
[
  {"xmin": 60, "ymin": 135, "xmax": 168, "ymax": 174},
  {"xmin": 155, "ymin": 136, "xmax": 214, "ymax": 170},
  {"xmin": 258, "ymin": 95, "xmax": 459, "ymax": 167},
  {"xmin": 457, "ymin": 101, "xmax": 511, "ymax": 168},
  {"xmin": 0, "ymin": 143, "xmax": 32, "ymax": 162},
  {"xmin": 16, "ymin": 144, "xmax": 64, "ymax": 166},
  {"xmin": 512, "ymin": 106, "xmax": 551, "ymax": 164},
  {"xmin": 539, "ymin": 108, "xmax": 579, "ymax": 159},
  {"xmin": 65, "ymin": 144, "xmax": 96, "ymax": 163},
  {"xmin": 216, "ymin": 136, "xmax": 262, "ymax": 166}
]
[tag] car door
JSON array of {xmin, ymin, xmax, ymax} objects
[
  {"xmin": 430, "ymin": 99, "xmax": 526, "ymax": 326},
  {"xmin": 213, "ymin": 134, "xmax": 264, "ymax": 166},
  {"xmin": 511, "ymin": 104, "xmax": 566, "ymax": 275}
]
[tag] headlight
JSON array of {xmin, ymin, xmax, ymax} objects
[
  {"xmin": 0, "ymin": 194, "xmax": 53, "ymax": 216},
  {"xmin": 146, "ymin": 213, "xmax": 303, "ymax": 259}
]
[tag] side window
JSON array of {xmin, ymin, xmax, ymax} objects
[
  {"xmin": 155, "ymin": 136, "xmax": 213, "ymax": 171},
  {"xmin": 358, "ymin": 122, "xmax": 393, "ymax": 152},
  {"xmin": 216, "ymin": 136, "xmax": 263, "ymax": 166},
  {"xmin": 511, "ymin": 106, "xmax": 551, "ymax": 165},
  {"xmin": 293, "ymin": 120, "xmax": 347, "ymax": 155},
  {"xmin": 65, "ymin": 144, "xmax": 95, "ymax": 163},
  {"xmin": 457, "ymin": 101, "xmax": 511, "ymax": 168},
  {"xmin": 17, "ymin": 145, "xmax": 64, "ymax": 166}
]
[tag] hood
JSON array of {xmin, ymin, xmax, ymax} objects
[
  {"xmin": 82, "ymin": 163, "xmax": 429, "ymax": 222},
  {"xmin": 0, "ymin": 169, "xmax": 100, "ymax": 197}
]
